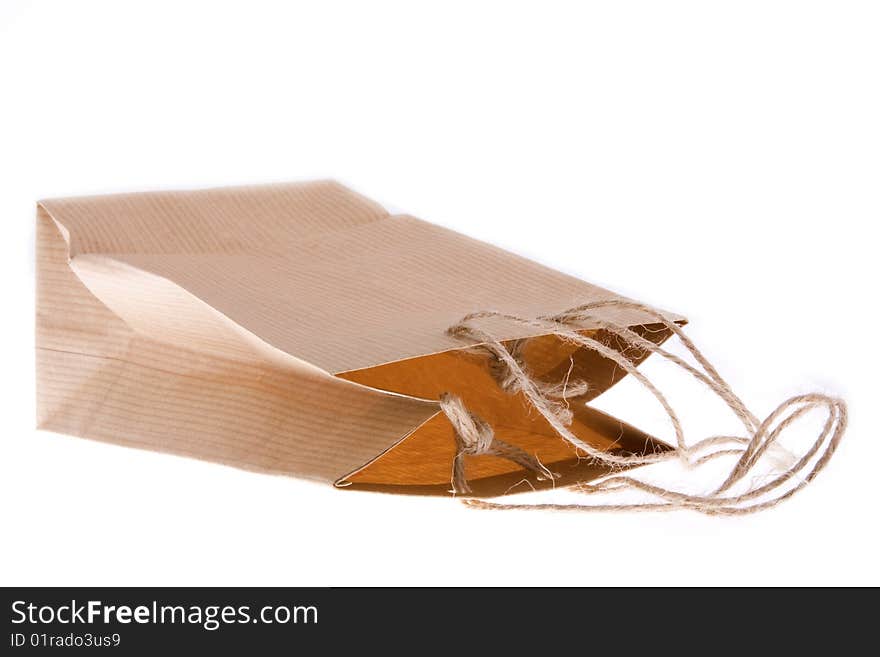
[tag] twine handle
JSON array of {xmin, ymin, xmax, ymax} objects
[{"xmin": 438, "ymin": 301, "xmax": 847, "ymax": 515}]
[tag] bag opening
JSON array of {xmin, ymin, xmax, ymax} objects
[{"xmin": 335, "ymin": 325, "xmax": 675, "ymax": 496}]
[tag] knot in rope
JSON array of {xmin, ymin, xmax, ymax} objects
[{"xmin": 439, "ymin": 392, "xmax": 556, "ymax": 495}]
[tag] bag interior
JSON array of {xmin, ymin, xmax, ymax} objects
[{"xmin": 336, "ymin": 326, "xmax": 674, "ymax": 496}]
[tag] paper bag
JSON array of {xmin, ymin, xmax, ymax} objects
[{"xmin": 36, "ymin": 181, "xmax": 683, "ymax": 496}]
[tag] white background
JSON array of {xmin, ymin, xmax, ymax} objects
[{"xmin": 1, "ymin": 1, "xmax": 877, "ymax": 586}]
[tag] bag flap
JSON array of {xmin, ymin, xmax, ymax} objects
[{"xmin": 38, "ymin": 181, "xmax": 683, "ymax": 376}]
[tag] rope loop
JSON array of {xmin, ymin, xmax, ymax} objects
[{"xmin": 438, "ymin": 301, "xmax": 847, "ymax": 514}]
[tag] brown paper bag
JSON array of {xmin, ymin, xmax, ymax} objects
[{"xmin": 36, "ymin": 181, "xmax": 690, "ymax": 497}]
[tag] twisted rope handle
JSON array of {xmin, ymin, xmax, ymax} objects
[{"xmin": 440, "ymin": 301, "xmax": 847, "ymax": 515}]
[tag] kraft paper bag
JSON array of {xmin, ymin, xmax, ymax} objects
[{"xmin": 36, "ymin": 181, "xmax": 683, "ymax": 496}]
